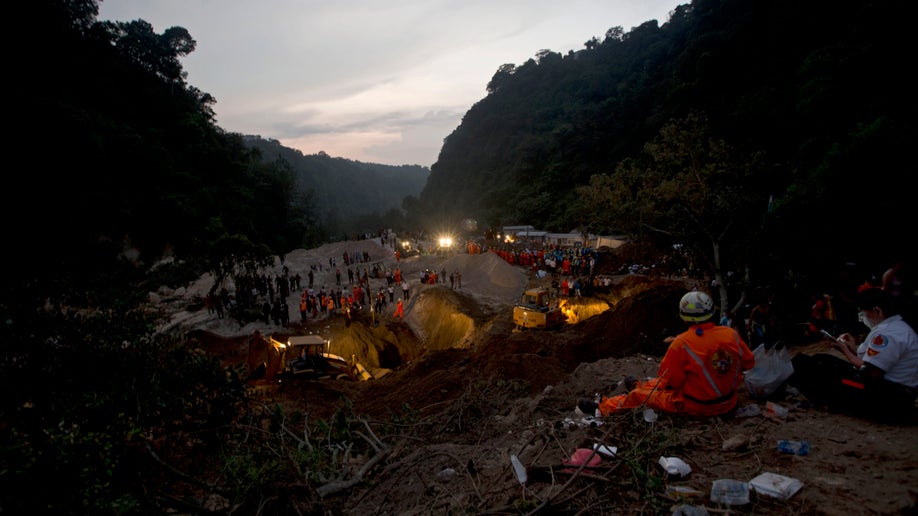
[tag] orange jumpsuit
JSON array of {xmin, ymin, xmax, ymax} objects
[{"xmin": 599, "ymin": 322, "xmax": 754, "ymax": 417}]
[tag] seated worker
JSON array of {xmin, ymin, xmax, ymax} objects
[
  {"xmin": 788, "ymin": 287, "xmax": 918, "ymax": 423},
  {"xmin": 577, "ymin": 291, "xmax": 755, "ymax": 417}
]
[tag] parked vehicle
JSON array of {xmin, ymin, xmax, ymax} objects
[
  {"xmin": 236, "ymin": 332, "xmax": 372, "ymax": 383},
  {"xmin": 513, "ymin": 288, "xmax": 566, "ymax": 330},
  {"xmin": 277, "ymin": 335, "xmax": 373, "ymax": 381}
]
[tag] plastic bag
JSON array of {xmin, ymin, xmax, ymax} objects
[{"xmin": 743, "ymin": 344, "xmax": 794, "ymax": 398}]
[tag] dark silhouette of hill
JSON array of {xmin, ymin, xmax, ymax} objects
[
  {"xmin": 4, "ymin": 2, "xmax": 918, "ymax": 513},
  {"xmin": 243, "ymin": 136, "xmax": 428, "ymax": 237},
  {"xmin": 412, "ymin": 0, "xmax": 916, "ymax": 286}
]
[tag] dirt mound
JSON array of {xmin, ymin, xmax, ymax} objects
[
  {"xmin": 409, "ymin": 287, "xmax": 485, "ymax": 350},
  {"xmin": 166, "ymin": 242, "xmax": 918, "ymax": 515},
  {"xmin": 573, "ymin": 280, "xmax": 687, "ymax": 360},
  {"xmin": 348, "ymin": 278, "xmax": 693, "ymax": 418}
]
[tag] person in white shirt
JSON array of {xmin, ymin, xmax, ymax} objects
[{"xmin": 789, "ymin": 287, "xmax": 918, "ymax": 423}]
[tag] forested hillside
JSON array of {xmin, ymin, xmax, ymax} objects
[
  {"xmin": 6, "ymin": 1, "xmax": 424, "ymax": 294},
  {"xmin": 414, "ymin": 0, "xmax": 916, "ymax": 288},
  {"xmin": 243, "ymin": 136, "xmax": 428, "ymax": 237},
  {"xmin": 3, "ymin": 1, "xmax": 917, "ymax": 513},
  {"xmin": 9, "ymin": 0, "xmax": 914, "ymax": 297}
]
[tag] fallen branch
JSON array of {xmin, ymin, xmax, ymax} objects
[
  {"xmin": 316, "ymin": 418, "xmax": 391, "ymax": 497},
  {"xmin": 315, "ymin": 445, "xmax": 390, "ymax": 497}
]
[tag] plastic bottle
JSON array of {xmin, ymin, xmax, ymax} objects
[
  {"xmin": 765, "ymin": 401, "xmax": 789, "ymax": 419},
  {"xmin": 735, "ymin": 404, "xmax": 761, "ymax": 417},
  {"xmin": 776, "ymin": 439, "xmax": 810, "ymax": 455}
]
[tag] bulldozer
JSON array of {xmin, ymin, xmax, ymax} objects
[{"xmin": 513, "ymin": 287, "xmax": 566, "ymax": 330}]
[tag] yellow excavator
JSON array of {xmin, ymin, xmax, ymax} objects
[{"xmin": 513, "ymin": 287, "xmax": 566, "ymax": 330}]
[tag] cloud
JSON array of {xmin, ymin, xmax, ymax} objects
[{"xmin": 100, "ymin": 0, "xmax": 681, "ymax": 166}]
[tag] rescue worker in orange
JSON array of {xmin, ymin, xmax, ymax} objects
[{"xmin": 578, "ymin": 291, "xmax": 754, "ymax": 417}]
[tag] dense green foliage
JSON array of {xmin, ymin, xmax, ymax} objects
[
  {"xmin": 7, "ymin": 1, "xmax": 422, "ymax": 299},
  {"xmin": 10, "ymin": 2, "xmax": 303, "ymax": 291},
  {"xmin": 3, "ymin": 0, "xmax": 917, "ymax": 512},
  {"xmin": 244, "ymin": 137, "xmax": 428, "ymax": 237},
  {"xmin": 1, "ymin": 1, "xmax": 418, "ymax": 512},
  {"xmin": 413, "ymin": 0, "xmax": 917, "ymax": 286}
]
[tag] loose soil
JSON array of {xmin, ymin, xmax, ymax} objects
[{"xmin": 158, "ymin": 238, "xmax": 918, "ymax": 515}]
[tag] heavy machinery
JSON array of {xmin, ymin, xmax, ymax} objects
[
  {"xmin": 513, "ymin": 287, "xmax": 566, "ymax": 329},
  {"xmin": 244, "ymin": 333, "xmax": 372, "ymax": 383}
]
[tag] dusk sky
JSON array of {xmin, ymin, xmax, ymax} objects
[{"xmin": 100, "ymin": 1, "xmax": 682, "ymax": 167}]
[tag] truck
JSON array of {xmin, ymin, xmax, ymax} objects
[{"xmin": 513, "ymin": 287, "xmax": 566, "ymax": 330}]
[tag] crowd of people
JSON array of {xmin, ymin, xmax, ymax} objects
[
  {"xmin": 205, "ymin": 234, "xmax": 917, "ymax": 425},
  {"xmin": 576, "ymin": 257, "xmax": 917, "ymax": 424},
  {"xmin": 202, "ymin": 234, "xmax": 470, "ymax": 331}
]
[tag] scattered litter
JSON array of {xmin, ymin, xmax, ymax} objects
[
  {"xmin": 563, "ymin": 448, "xmax": 603, "ymax": 468},
  {"xmin": 643, "ymin": 408, "xmax": 658, "ymax": 422},
  {"xmin": 561, "ymin": 416, "xmax": 604, "ymax": 429},
  {"xmin": 437, "ymin": 468, "xmax": 457, "ymax": 482},
  {"xmin": 721, "ymin": 434, "xmax": 749, "ymax": 451},
  {"xmin": 580, "ymin": 416, "xmax": 603, "ymax": 427},
  {"xmin": 765, "ymin": 401, "xmax": 788, "ymax": 420},
  {"xmin": 664, "ymin": 485, "xmax": 705, "ymax": 501},
  {"xmin": 710, "ymin": 479, "xmax": 750, "ymax": 505},
  {"xmin": 776, "ymin": 439, "xmax": 810, "ymax": 455},
  {"xmin": 510, "ymin": 455, "xmax": 527, "ymax": 485},
  {"xmin": 735, "ymin": 403, "xmax": 761, "ymax": 417},
  {"xmin": 658, "ymin": 456, "xmax": 692, "ymax": 477},
  {"xmin": 749, "ymin": 472, "xmax": 803, "ymax": 500},
  {"xmin": 671, "ymin": 503, "xmax": 710, "ymax": 515},
  {"xmin": 593, "ymin": 444, "xmax": 617, "ymax": 458}
]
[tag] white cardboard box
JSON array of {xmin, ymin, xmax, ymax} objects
[{"xmin": 749, "ymin": 472, "xmax": 803, "ymax": 500}]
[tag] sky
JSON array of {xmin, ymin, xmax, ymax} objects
[{"xmin": 99, "ymin": 0, "xmax": 683, "ymax": 168}]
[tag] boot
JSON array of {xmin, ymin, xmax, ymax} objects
[
  {"xmin": 623, "ymin": 375, "xmax": 638, "ymax": 392},
  {"xmin": 575, "ymin": 398, "xmax": 601, "ymax": 417}
]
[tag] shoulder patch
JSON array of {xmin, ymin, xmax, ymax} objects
[{"xmin": 869, "ymin": 334, "xmax": 889, "ymax": 349}]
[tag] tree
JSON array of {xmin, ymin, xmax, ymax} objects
[
  {"xmin": 604, "ymin": 26, "xmax": 624, "ymax": 42},
  {"xmin": 578, "ymin": 112, "xmax": 773, "ymax": 313},
  {"xmin": 486, "ymin": 64, "xmax": 516, "ymax": 94},
  {"xmin": 102, "ymin": 19, "xmax": 196, "ymax": 84}
]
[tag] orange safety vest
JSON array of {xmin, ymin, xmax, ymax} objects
[{"xmin": 599, "ymin": 323, "xmax": 754, "ymax": 416}]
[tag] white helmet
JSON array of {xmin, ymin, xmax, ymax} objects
[{"xmin": 679, "ymin": 291, "xmax": 714, "ymax": 322}]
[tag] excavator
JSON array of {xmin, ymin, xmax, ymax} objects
[{"xmin": 513, "ymin": 287, "xmax": 566, "ymax": 330}]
